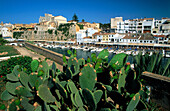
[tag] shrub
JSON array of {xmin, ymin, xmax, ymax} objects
[
  {"xmin": 0, "ymin": 37, "xmax": 8, "ymax": 45},
  {"xmin": 13, "ymin": 32, "xmax": 24, "ymax": 39},
  {"xmin": 0, "ymin": 56, "xmax": 32, "ymax": 77},
  {"xmin": 0, "ymin": 45, "xmax": 19, "ymax": 57},
  {"xmin": 1, "ymin": 50, "xmax": 155, "ymax": 111},
  {"xmin": 48, "ymin": 29, "xmax": 53, "ymax": 34},
  {"xmin": 134, "ymin": 52, "xmax": 170, "ymax": 77}
]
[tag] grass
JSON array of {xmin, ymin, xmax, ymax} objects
[{"xmin": 0, "ymin": 45, "xmax": 20, "ymax": 57}]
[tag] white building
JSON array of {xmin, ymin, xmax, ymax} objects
[
  {"xmin": 39, "ymin": 13, "xmax": 67, "ymax": 27},
  {"xmin": 76, "ymin": 28, "xmax": 98, "ymax": 44},
  {"xmin": 0, "ymin": 27, "xmax": 12, "ymax": 37},
  {"xmin": 113, "ymin": 17, "xmax": 170, "ymax": 35}
]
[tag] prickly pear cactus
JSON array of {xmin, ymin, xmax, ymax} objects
[
  {"xmin": 118, "ymin": 67, "xmax": 126, "ymax": 93},
  {"xmin": 38, "ymin": 84, "xmax": 56, "ymax": 103},
  {"xmin": 126, "ymin": 93, "xmax": 140, "ymax": 111},
  {"xmin": 109, "ymin": 53, "xmax": 128, "ymax": 70},
  {"xmin": 79, "ymin": 64, "xmax": 97, "ymax": 91},
  {"xmin": 82, "ymin": 88, "xmax": 96, "ymax": 111},
  {"xmin": 31, "ymin": 60, "xmax": 39, "ymax": 72},
  {"xmin": 98, "ymin": 49, "xmax": 109, "ymax": 61}
]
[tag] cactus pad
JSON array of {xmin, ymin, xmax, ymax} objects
[
  {"xmin": 109, "ymin": 53, "xmax": 128, "ymax": 70},
  {"xmin": 79, "ymin": 64, "xmax": 96, "ymax": 91},
  {"xmin": 126, "ymin": 93, "xmax": 140, "ymax": 111},
  {"xmin": 31, "ymin": 60, "xmax": 39, "ymax": 72},
  {"xmin": 38, "ymin": 84, "xmax": 56, "ymax": 103}
]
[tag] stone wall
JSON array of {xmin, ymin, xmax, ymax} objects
[{"xmin": 25, "ymin": 42, "xmax": 69, "ymax": 65}]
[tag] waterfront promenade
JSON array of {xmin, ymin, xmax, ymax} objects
[{"xmin": 14, "ymin": 46, "xmax": 63, "ymax": 71}]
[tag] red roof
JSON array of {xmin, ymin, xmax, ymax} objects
[
  {"xmin": 154, "ymin": 35, "xmax": 166, "ymax": 37},
  {"xmin": 83, "ymin": 36, "xmax": 92, "ymax": 39}
]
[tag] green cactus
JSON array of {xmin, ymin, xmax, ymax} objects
[
  {"xmin": 109, "ymin": 53, "xmax": 128, "ymax": 70},
  {"xmin": 82, "ymin": 88, "xmax": 96, "ymax": 111},
  {"xmin": 55, "ymin": 82, "xmax": 68, "ymax": 98},
  {"xmin": 87, "ymin": 57, "xmax": 91, "ymax": 63},
  {"xmin": 55, "ymin": 89, "xmax": 62, "ymax": 100},
  {"xmin": 0, "ymin": 104, "xmax": 6, "ymax": 110},
  {"xmin": 67, "ymin": 50, "xmax": 72, "ymax": 55},
  {"xmin": 38, "ymin": 84, "xmax": 56, "ymax": 103},
  {"xmin": 35, "ymin": 106, "xmax": 42, "ymax": 111},
  {"xmin": 98, "ymin": 49, "xmax": 109, "ymax": 61},
  {"xmin": 35, "ymin": 77, "xmax": 43, "ymax": 90},
  {"xmin": 21, "ymin": 97, "xmax": 34, "ymax": 111},
  {"xmin": 79, "ymin": 64, "xmax": 97, "ymax": 91},
  {"xmin": 50, "ymin": 105, "xmax": 59, "ymax": 111},
  {"xmin": 9, "ymin": 101, "xmax": 17, "ymax": 111},
  {"xmin": 100, "ymin": 108, "xmax": 112, "ymax": 111},
  {"xmin": 68, "ymin": 81, "xmax": 78, "ymax": 94},
  {"xmin": 31, "ymin": 60, "xmax": 39, "ymax": 72},
  {"xmin": 70, "ymin": 93, "xmax": 78, "ymax": 107},
  {"xmin": 91, "ymin": 53, "xmax": 97, "ymax": 62},
  {"xmin": 29, "ymin": 73, "xmax": 38, "ymax": 88},
  {"xmin": 75, "ymin": 90, "xmax": 84, "ymax": 107},
  {"xmin": 68, "ymin": 56, "xmax": 78, "ymax": 68},
  {"xmin": 6, "ymin": 82, "xmax": 22, "ymax": 95},
  {"xmin": 14, "ymin": 99, "xmax": 21, "ymax": 105},
  {"xmin": 15, "ymin": 86, "xmax": 33, "ymax": 97},
  {"xmin": 1, "ymin": 90, "xmax": 14, "ymax": 100},
  {"xmin": 63, "ymin": 54, "xmax": 67, "ymax": 66},
  {"xmin": 78, "ymin": 58, "xmax": 85, "ymax": 66},
  {"xmin": 94, "ymin": 90, "xmax": 103, "ymax": 104},
  {"xmin": 162, "ymin": 59, "xmax": 170, "ymax": 76},
  {"xmin": 52, "ymin": 62, "xmax": 56, "ymax": 74},
  {"xmin": 12, "ymin": 65, "xmax": 20, "ymax": 76},
  {"xmin": 118, "ymin": 67, "xmax": 126, "ymax": 93},
  {"xmin": 7, "ymin": 73, "xmax": 18, "ymax": 81},
  {"xmin": 66, "ymin": 68, "xmax": 73, "ymax": 79},
  {"xmin": 126, "ymin": 93, "xmax": 140, "ymax": 111},
  {"xmin": 19, "ymin": 72, "xmax": 30, "ymax": 90},
  {"xmin": 78, "ymin": 107, "xmax": 86, "ymax": 111},
  {"xmin": 38, "ymin": 69, "xmax": 44, "ymax": 76},
  {"xmin": 42, "ymin": 60, "xmax": 49, "ymax": 77}
]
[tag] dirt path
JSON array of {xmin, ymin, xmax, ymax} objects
[{"xmin": 14, "ymin": 46, "xmax": 63, "ymax": 71}]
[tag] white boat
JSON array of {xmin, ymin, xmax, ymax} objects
[
  {"xmin": 74, "ymin": 46, "xmax": 81, "ymax": 50},
  {"xmin": 149, "ymin": 52, "xmax": 153, "ymax": 56},
  {"xmin": 132, "ymin": 51, "xmax": 139, "ymax": 56},
  {"xmin": 53, "ymin": 45, "xmax": 60, "ymax": 48},
  {"xmin": 125, "ymin": 51, "xmax": 132, "ymax": 55},
  {"xmin": 83, "ymin": 47, "xmax": 89, "ymax": 51},
  {"xmin": 115, "ymin": 50, "xmax": 125, "ymax": 54},
  {"xmin": 96, "ymin": 48, "xmax": 104, "ymax": 52},
  {"xmin": 142, "ymin": 49, "xmax": 146, "ymax": 55},
  {"xmin": 61, "ymin": 46, "xmax": 69, "ymax": 49},
  {"xmin": 44, "ymin": 45, "xmax": 52, "ymax": 48},
  {"xmin": 108, "ymin": 49, "xmax": 114, "ymax": 53}
]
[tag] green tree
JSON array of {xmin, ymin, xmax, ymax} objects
[
  {"xmin": 72, "ymin": 13, "xmax": 79, "ymax": 23},
  {"xmin": 48, "ymin": 29, "xmax": 53, "ymax": 34},
  {"xmin": 82, "ymin": 19, "xmax": 85, "ymax": 22},
  {"xmin": 77, "ymin": 24, "xmax": 84, "ymax": 29},
  {"xmin": 0, "ymin": 37, "xmax": 8, "ymax": 45}
]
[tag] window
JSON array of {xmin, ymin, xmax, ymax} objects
[
  {"xmin": 150, "ymin": 41, "xmax": 152, "ymax": 43},
  {"xmin": 153, "ymin": 31, "xmax": 156, "ymax": 33},
  {"xmin": 140, "ymin": 41, "xmax": 142, "ymax": 43},
  {"xmin": 138, "ymin": 23, "xmax": 142, "ymax": 25}
]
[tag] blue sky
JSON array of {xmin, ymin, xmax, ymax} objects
[{"xmin": 0, "ymin": 0, "xmax": 170, "ymax": 24}]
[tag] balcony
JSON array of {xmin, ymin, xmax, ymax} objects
[{"xmin": 144, "ymin": 28, "xmax": 151, "ymax": 30}]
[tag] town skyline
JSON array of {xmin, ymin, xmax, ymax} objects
[{"xmin": 1, "ymin": 0, "xmax": 170, "ymax": 24}]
